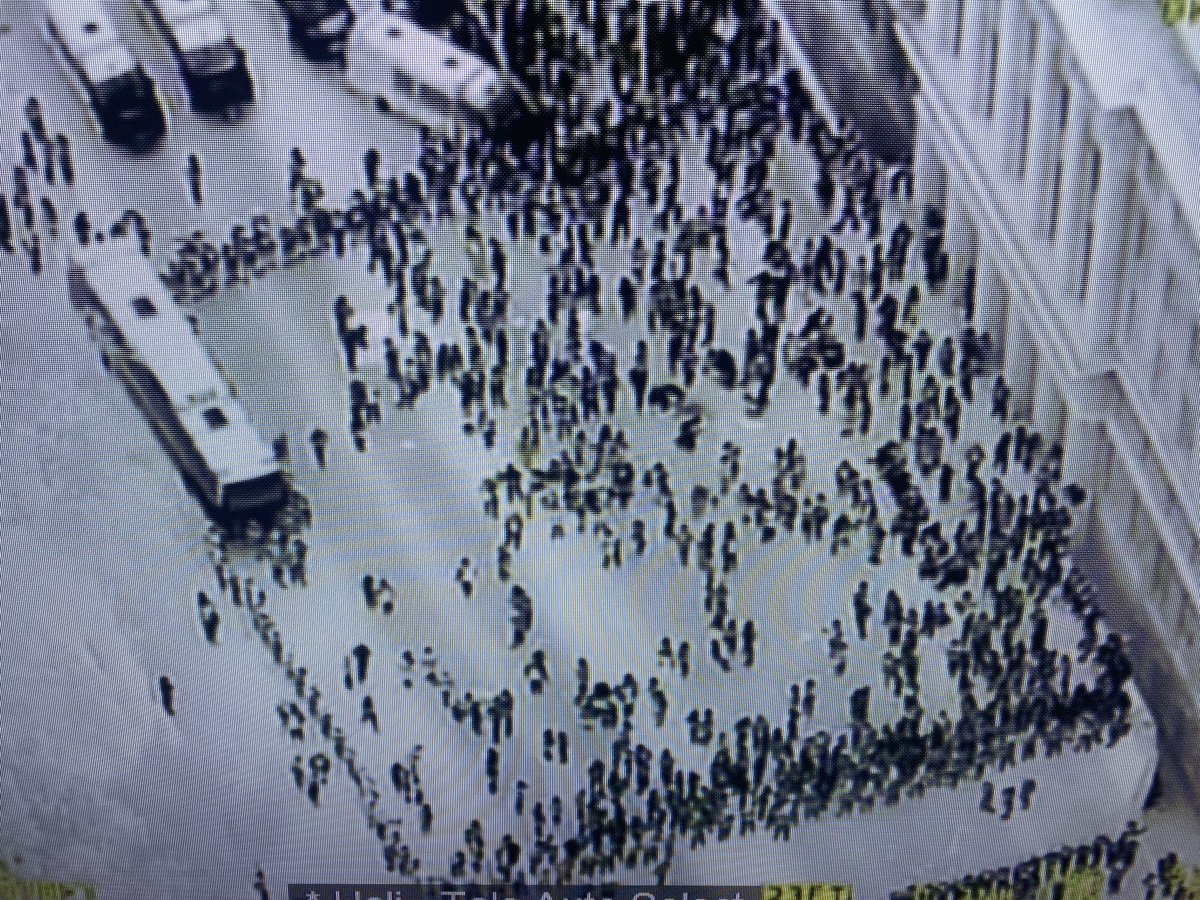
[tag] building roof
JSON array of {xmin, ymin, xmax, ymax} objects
[{"xmin": 1047, "ymin": 0, "xmax": 1200, "ymax": 248}]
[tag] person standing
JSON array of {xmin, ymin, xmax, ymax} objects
[
  {"xmin": 21, "ymin": 130, "xmax": 37, "ymax": 170},
  {"xmin": 158, "ymin": 675, "xmax": 176, "ymax": 716},
  {"xmin": 310, "ymin": 428, "xmax": 329, "ymax": 469},
  {"xmin": 363, "ymin": 147, "xmax": 381, "ymax": 187},
  {"xmin": 72, "ymin": 210, "xmax": 92, "ymax": 246},
  {"xmin": 362, "ymin": 695, "xmax": 379, "ymax": 732},
  {"xmin": 186, "ymin": 153, "xmax": 204, "ymax": 206},
  {"xmin": 55, "ymin": 133, "xmax": 74, "ymax": 186},
  {"xmin": 0, "ymin": 194, "xmax": 12, "ymax": 253},
  {"xmin": 852, "ymin": 580, "xmax": 872, "ymax": 641},
  {"xmin": 201, "ymin": 606, "xmax": 220, "ymax": 644}
]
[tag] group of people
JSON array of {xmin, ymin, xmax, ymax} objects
[
  {"xmin": 203, "ymin": 537, "xmax": 432, "ymax": 882},
  {"xmin": 180, "ymin": 0, "xmax": 1152, "ymax": 884},
  {"xmin": 4, "ymin": 0, "xmax": 1186, "ymax": 893},
  {"xmin": 2, "ymin": 98, "xmax": 77, "ymax": 274},
  {"xmin": 4, "ymin": 95, "xmax": 162, "ymax": 278},
  {"xmin": 889, "ymin": 821, "xmax": 1200, "ymax": 900}
]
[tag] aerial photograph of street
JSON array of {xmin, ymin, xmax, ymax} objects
[{"xmin": 2, "ymin": 0, "xmax": 1198, "ymax": 897}]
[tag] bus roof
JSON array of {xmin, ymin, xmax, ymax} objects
[
  {"xmin": 71, "ymin": 243, "xmax": 233, "ymax": 412},
  {"xmin": 70, "ymin": 240, "xmax": 282, "ymax": 497},
  {"xmin": 45, "ymin": 0, "xmax": 123, "ymax": 47},
  {"xmin": 353, "ymin": 12, "xmax": 492, "ymax": 95},
  {"xmin": 146, "ymin": 0, "xmax": 218, "ymax": 27},
  {"xmin": 174, "ymin": 15, "xmax": 232, "ymax": 51},
  {"xmin": 81, "ymin": 46, "xmax": 140, "ymax": 84},
  {"xmin": 45, "ymin": 0, "xmax": 141, "ymax": 82},
  {"xmin": 458, "ymin": 68, "xmax": 510, "ymax": 113},
  {"xmin": 177, "ymin": 401, "xmax": 280, "ymax": 482}
]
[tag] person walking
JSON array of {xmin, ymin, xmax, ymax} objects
[
  {"xmin": 158, "ymin": 675, "xmax": 176, "ymax": 716},
  {"xmin": 310, "ymin": 428, "xmax": 329, "ymax": 469},
  {"xmin": 186, "ymin": 153, "xmax": 204, "ymax": 206}
]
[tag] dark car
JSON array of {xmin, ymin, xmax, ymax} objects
[
  {"xmin": 273, "ymin": 0, "xmax": 354, "ymax": 62},
  {"xmin": 178, "ymin": 39, "xmax": 255, "ymax": 115},
  {"xmin": 92, "ymin": 68, "xmax": 168, "ymax": 150}
]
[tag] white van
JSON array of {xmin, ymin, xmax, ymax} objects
[{"xmin": 346, "ymin": 12, "xmax": 522, "ymax": 132}]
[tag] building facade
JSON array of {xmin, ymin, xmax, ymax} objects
[{"xmin": 891, "ymin": 0, "xmax": 1200, "ymax": 795}]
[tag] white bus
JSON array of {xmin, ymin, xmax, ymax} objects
[
  {"xmin": 346, "ymin": 11, "xmax": 527, "ymax": 133},
  {"xmin": 136, "ymin": 0, "xmax": 255, "ymax": 116},
  {"xmin": 68, "ymin": 240, "xmax": 288, "ymax": 515},
  {"xmin": 42, "ymin": 0, "xmax": 167, "ymax": 150}
]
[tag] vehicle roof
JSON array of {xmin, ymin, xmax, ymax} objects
[
  {"xmin": 81, "ymin": 46, "xmax": 141, "ymax": 83},
  {"xmin": 45, "ymin": 0, "xmax": 123, "ymax": 49},
  {"xmin": 45, "ymin": 0, "xmax": 120, "ymax": 40},
  {"xmin": 146, "ymin": 0, "xmax": 217, "ymax": 25},
  {"xmin": 458, "ymin": 68, "xmax": 510, "ymax": 109},
  {"xmin": 177, "ymin": 402, "xmax": 280, "ymax": 481},
  {"xmin": 71, "ymin": 241, "xmax": 279, "ymax": 480},
  {"xmin": 45, "ymin": 0, "xmax": 144, "ymax": 81},
  {"xmin": 353, "ymin": 12, "xmax": 492, "ymax": 91},
  {"xmin": 71, "ymin": 242, "xmax": 231, "ymax": 411},
  {"xmin": 174, "ymin": 15, "xmax": 232, "ymax": 51}
]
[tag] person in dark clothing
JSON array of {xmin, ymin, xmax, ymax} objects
[{"xmin": 158, "ymin": 676, "xmax": 176, "ymax": 716}]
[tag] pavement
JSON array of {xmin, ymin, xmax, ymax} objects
[{"xmin": 1, "ymin": 1, "xmax": 1197, "ymax": 898}]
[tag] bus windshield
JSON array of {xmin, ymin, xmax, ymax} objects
[
  {"xmin": 285, "ymin": 0, "xmax": 347, "ymax": 27},
  {"xmin": 93, "ymin": 71, "xmax": 155, "ymax": 115},
  {"xmin": 223, "ymin": 472, "xmax": 287, "ymax": 512},
  {"xmin": 90, "ymin": 71, "xmax": 160, "ymax": 129}
]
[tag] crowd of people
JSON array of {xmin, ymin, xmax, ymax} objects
[
  {"xmin": 3, "ymin": 0, "xmax": 1189, "ymax": 894},
  {"xmin": 192, "ymin": 0, "xmax": 1150, "ymax": 883},
  {"xmin": 201, "ymin": 538, "xmax": 431, "ymax": 880},
  {"xmin": 891, "ymin": 824, "xmax": 1200, "ymax": 900},
  {"xmin": 3, "ymin": 96, "xmax": 159, "ymax": 275},
  {"xmin": 2, "ymin": 98, "xmax": 76, "ymax": 274}
]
